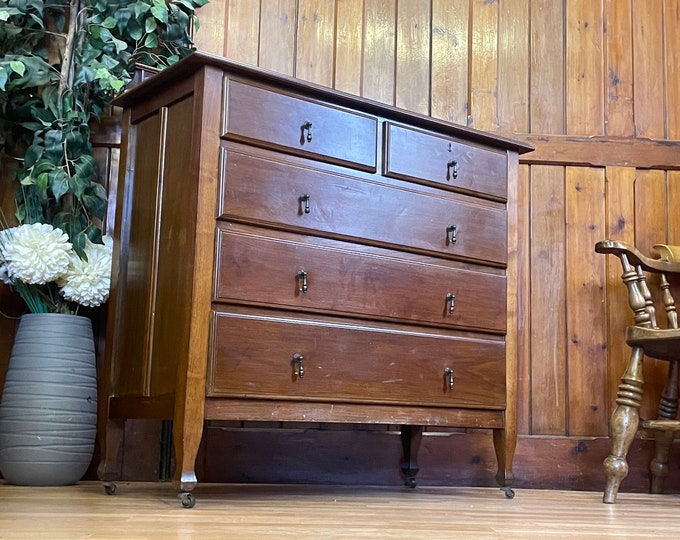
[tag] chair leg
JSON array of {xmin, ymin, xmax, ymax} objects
[
  {"xmin": 603, "ymin": 346, "xmax": 644, "ymax": 504},
  {"xmin": 649, "ymin": 360, "xmax": 679, "ymax": 494}
]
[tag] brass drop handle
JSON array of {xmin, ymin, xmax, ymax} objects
[
  {"xmin": 444, "ymin": 367, "xmax": 455, "ymax": 390},
  {"xmin": 297, "ymin": 270, "xmax": 308, "ymax": 293},
  {"xmin": 299, "ymin": 194, "xmax": 311, "ymax": 214},
  {"xmin": 292, "ymin": 353, "xmax": 305, "ymax": 379},
  {"xmin": 301, "ymin": 121, "xmax": 313, "ymax": 142},
  {"xmin": 446, "ymin": 224, "xmax": 458, "ymax": 244},
  {"xmin": 446, "ymin": 293, "xmax": 456, "ymax": 313},
  {"xmin": 447, "ymin": 160, "xmax": 458, "ymax": 180}
]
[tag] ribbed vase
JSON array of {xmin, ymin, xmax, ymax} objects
[{"xmin": 0, "ymin": 313, "xmax": 97, "ymax": 486}]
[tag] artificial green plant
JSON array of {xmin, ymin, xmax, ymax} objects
[{"xmin": 0, "ymin": 0, "xmax": 208, "ymax": 258}]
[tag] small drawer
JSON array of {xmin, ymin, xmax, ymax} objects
[
  {"xmin": 223, "ymin": 78, "xmax": 378, "ymax": 172},
  {"xmin": 208, "ymin": 310, "xmax": 506, "ymax": 409},
  {"xmin": 384, "ymin": 123, "xmax": 508, "ymax": 200},
  {"xmin": 219, "ymin": 150, "xmax": 507, "ymax": 265},
  {"xmin": 215, "ymin": 225, "xmax": 507, "ymax": 333}
]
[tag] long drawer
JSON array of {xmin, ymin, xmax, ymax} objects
[
  {"xmin": 223, "ymin": 78, "xmax": 378, "ymax": 172},
  {"xmin": 208, "ymin": 309, "xmax": 506, "ymax": 408},
  {"xmin": 215, "ymin": 224, "xmax": 506, "ymax": 333},
  {"xmin": 384, "ymin": 123, "xmax": 508, "ymax": 200},
  {"xmin": 219, "ymin": 150, "xmax": 507, "ymax": 265}
]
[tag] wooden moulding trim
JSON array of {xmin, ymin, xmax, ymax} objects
[
  {"xmin": 517, "ymin": 134, "xmax": 680, "ymax": 170},
  {"xmin": 204, "ymin": 398, "xmax": 504, "ymax": 428},
  {"xmin": 109, "ymin": 394, "xmax": 175, "ymax": 420}
]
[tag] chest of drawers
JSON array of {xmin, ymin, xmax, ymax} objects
[{"xmin": 99, "ymin": 52, "xmax": 532, "ymax": 506}]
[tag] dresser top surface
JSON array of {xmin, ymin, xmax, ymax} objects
[{"xmin": 114, "ymin": 50, "xmax": 533, "ymax": 155}]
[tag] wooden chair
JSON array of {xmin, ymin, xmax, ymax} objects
[{"xmin": 596, "ymin": 240, "xmax": 680, "ymax": 503}]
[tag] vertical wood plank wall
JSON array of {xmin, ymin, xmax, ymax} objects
[
  {"xmin": 3, "ymin": 0, "xmax": 679, "ymax": 492},
  {"xmin": 185, "ymin": 0, "xmax": 680, "ymax": 491}
]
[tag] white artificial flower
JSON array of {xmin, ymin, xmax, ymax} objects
[
  {"xmin": 59, "ymin": 235, "xmax": 113, "ymax": 307},
  {"xmin": 0, "ymin": 264, "xmax": 10, "ymax": 285},
  {"xmin": 0, "ymin": 223, "xmax": 72, "ymax": 284}
]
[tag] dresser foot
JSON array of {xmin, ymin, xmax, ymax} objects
[
  {"xmin": 500, "ymin": 486, "xmax": 515, "ymax": 499},
  {"xmin": 400, "ymin": 425, "xmax": 423, "ymax": 488},
  {"xmin": 180, "ymin": 491, "xmax": 196, "ymax": 508}
]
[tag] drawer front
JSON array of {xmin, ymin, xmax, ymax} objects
[
  {"xmin": 224, "ymin": 79, "xmax": 378, "ymax": 172},
  {"xmin": 384, "ymin": 123, "xmax": 508, "ymax": 200},
  {"xmin": 215, "ymin": 225, "xmax": 506, "ymax": 333},
  {"xmin": 220, "ymin": 150, "xmax": 507, "ymax": 265},
  {"xmin": 208, "ymin": 310, "xmax": 506, "ymax": 408}
]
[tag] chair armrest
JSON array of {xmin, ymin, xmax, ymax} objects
[{"xmin": 595, "ymin": 240, "xmax": 680, "ymax": 274}]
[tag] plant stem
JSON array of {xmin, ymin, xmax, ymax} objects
[{"xmin": 58, "ymin": 0, "xmax": 80, "ymax": 118}]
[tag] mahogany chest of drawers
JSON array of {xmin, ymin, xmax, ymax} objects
[{"xmin": 100, "ymin": 52, "xmax": 532, "ymax": 506}]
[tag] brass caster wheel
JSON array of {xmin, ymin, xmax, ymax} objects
[
  {"xmin": 501, "ymin": 486, "xmax": 515, "ymax": 499},
  {"xmin": 104, "ymin": 483, "xmax": 117, "ymax": 495},
  {"xmin": 180, "ymin": 492, "xmax": 196, "ymax": 508},
  {"xmin": 405, "ymin": 477, "xmax": 417, "ymax": 489}
]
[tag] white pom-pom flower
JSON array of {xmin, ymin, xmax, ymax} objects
[
  {"xmin": 0, "ymin": 223, "xmax": 72, "ymax": 284},
  {"xmin": 59, "ymin": 235, "xmax": 113, "ymax": 307}
]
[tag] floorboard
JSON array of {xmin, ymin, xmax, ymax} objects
[{"xmin": 0, "ymin": 481, "xmax": 678, "ymax": 539}]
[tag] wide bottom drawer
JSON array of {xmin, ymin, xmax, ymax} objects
[{"xmin": 208, "ymin": 309, "xmax": 506, "ymax": 409}]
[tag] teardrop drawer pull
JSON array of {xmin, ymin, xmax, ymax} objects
[
  {"xmin": 444, "ymin": 367, "xmax": 455, "ymax": 390},
  {"xmin": 447, "ymin": 160, "xmax": 458, "ymax": 180},
  {"xmin": 292, "ymin": 353, "xmax": 305, "ymax": 379},
  {"xmin": 301, "ymin": 121, "xmax": 313, "ymax": 142},
  {"xmin": 297, "ymin": 270, "xmax": 308, "ymax": 293},
  {"xmin": 299, "ymin": 194, "xmax": 311, "ymax": 214},
  {"xmin": 446, "ymin": 224, "xmax": 458, "ymax": 244},
  {"xmin": 446, "ymin": 293, "xmax": 456, "ymax": 313}
]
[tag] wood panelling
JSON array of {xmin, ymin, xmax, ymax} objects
[{"xmin": 5, "ymin": 0, "xmax": 680, "ymax": 492}]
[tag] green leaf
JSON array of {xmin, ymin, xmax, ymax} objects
[
  {"xmin": 151, "ymin": 0, "xmax": 168, "ymax": 23},
  {"xmin": 82, "ymin": 191, "xmax": 106, "ymax": 220},
  {"xmin": 36, "ymin": 171, "xmax": 49, "ymax": 190},
  {"xmin": 44, "ymin": 129, "xmax": 64, "ymax": 162},
  {"xmin": 49, "ymin": 169, "xmax": 69, "ymax": 201},
  {"xmin": 145, "ymin": 16, "xmax": 157, "ymax": 33},
  {"xmin": 110, "ymin": 79, "xmax": 125, "ymax": 92},
  {"xmin": 101, "ymin": 16, "xmax": 117, "ymax": 29},
  {"xmin": 9, "ymin": 60, "xmax": 25, "ymax": 76},
  {"xmin": 143, "ymin": 33, "xmax": 158, "ymax": 48}
]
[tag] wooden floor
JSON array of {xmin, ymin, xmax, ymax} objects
[{"xmin": 0, "ymin": 481, "xmax": 678, "ymax": 539}]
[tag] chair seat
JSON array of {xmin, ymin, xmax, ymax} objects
[{"xmin": 625, "ymin": 326, "xmax": 680, "ymax": 362}]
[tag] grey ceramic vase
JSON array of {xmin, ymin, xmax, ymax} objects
[{"xmin": 0, "ymin": 313, "xmax": 97, "ymax": 485}]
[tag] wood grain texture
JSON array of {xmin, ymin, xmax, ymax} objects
[
  {"xmin": 498, "ymin": 0, "xmax": 529, "ymax": 133},
  {"xmin": 431, "ymin": 0, "xmax": 469, "ymax": 125},
  {"xmin": 3, "ymin": 481, "xmax": 680, "ymax": 539},
  {"xmin": 604, "ymin": 0, "xmax": 635, "ymax": 137},
  {"xmin": 223, "ymin": 0, "xmax": 260, "ymax": 64},
  {"xmin": 296, "ymin": 0, "xmax": 336, "ymax": 86},
  {"xmin": 191, "ymin": 0, "xmax": 226, "ymax": 55},
  {"xmin": 665, "ymin": 0, "xmax": 680, "ymax": 139},
  {"xmin": 362, "ymin": 0, "xmax": 396, "ymax": 104},
  {"xmin": 515, "ymin": 163, "xmax": 531, "ymax": 435},
  {"xmin": 529, "ymin": 165, "xmax": 567, "ymax": 435},
  {"xmin": 395, "ymin": 0, "xmax": 431, "ymax": 115},
  {"xmin": 632, "ymin": 0, "xmax": 665, "ymax": 138},
  {"xmin": 565, "ymin": 166, "xmax": 608, "ymax": 436},
  {"xmin": 259, "ymin": 0, "xmax": 297, "ymax": 75},
  {"xmin": 334, "ymin": 0, "xmax": 363, "ymax": 95},
  {"xmin": 9, "ymin": 0, "xmax": 680, "ymax": 492},
  {"xmin": 470, "ymin": 0, "xmax": 499, "ymax": 131},
  {"xmin": 566, "ymin": 0, "xmax": 604, "ymax": 136},
  {"xmin": 529, "ymin": 0, "xmax": 565, "ymax": 134}
]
